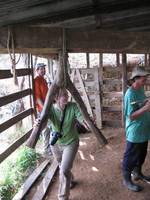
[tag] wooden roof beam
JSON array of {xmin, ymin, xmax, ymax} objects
[{"xmin": 0, "ymin": 26, "xmax": 150, "ymax": 53}]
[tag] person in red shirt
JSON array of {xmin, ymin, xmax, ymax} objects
[{"xmin": 34, "ymin": 63, "xmax": 52, "ymax": 157}]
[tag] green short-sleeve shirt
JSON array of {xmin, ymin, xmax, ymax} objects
[
  {"xmin": 48, "ymin": 102, "xmax": 83, "ymax": 145},
  {"xmin": 124, "ymin": 87, "xmax": 150, "ymax": 143}
]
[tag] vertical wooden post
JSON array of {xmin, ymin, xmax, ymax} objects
[
  {"xmin": 148, "ymin": 54, "xmax": 150, "ymax": 66},
  {"xmin": 47, "ymin": 58, "xmax": 54, "ymax": 81},
  {"xmin": 121, "ymin": 53, "xmax": 127, "ymax": 127},
  {"xmin": 86, "ymin": 53, "xmax": 90, "ymax": 68},
  {"xmin": 116, "ymin": 53, "xmax": 120, "ymax": 67},
  {"xmin": 98, "ymin": 53, "xmax": 103, "ymax": 128},
  {"xmin": 94, "ymin": 67, "xmax": 102, "ymax": 128},
  {"xmin": 29, "ymin": 54, "xmax": 36, "ymax": 124},
  {"xmin": 145, "ymin": 54, "xmax": 148, "ymax": 67}
]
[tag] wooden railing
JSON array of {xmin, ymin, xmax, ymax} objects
[{"xmin": 0, "ymin": 67, "xmax": 34, "ymax": 163}]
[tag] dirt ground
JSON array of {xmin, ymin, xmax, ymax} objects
[{"xmin": 44, "ymin": 128, "xmax": 150, "ymax": 200}]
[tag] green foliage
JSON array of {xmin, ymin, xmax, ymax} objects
[{"xmin": 0, "ymin": 146, "xmax": 39, "ymax": 200}]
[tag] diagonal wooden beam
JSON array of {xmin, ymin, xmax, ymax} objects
[{"xmin": 26, "ymin": 53, "xmax": 107, "ymax": 148}]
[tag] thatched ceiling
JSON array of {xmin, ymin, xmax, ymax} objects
[{"xmin": 1, "ymin": 0, "xmax": 150, "ymax": 31}]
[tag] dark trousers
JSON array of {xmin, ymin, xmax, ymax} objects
[{"xmin": 122, "ymin": 141, "xmax": 148, "ymax": 172}]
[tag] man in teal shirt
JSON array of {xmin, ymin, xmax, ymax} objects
[{"xmin": 122, "ymin": 66, "xmax": 150, "ymax": 192}]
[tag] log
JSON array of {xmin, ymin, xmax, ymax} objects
[
  {"xmin": 26, "ymin": 55, "xmax": 64, "ymax": 148},
  {"xmin": 26, "ymin": 82, "xmax": 59, "ymax": 148}
]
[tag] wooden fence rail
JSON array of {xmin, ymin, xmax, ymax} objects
[
  {"xmin": 0, "ymin": 129, "xmax": 32, "ymax": 163},
  {"xmin": 0, "ymin": 88, "xmax": 32, "ymax": 107},
  {"xmin": 0, "ymin": 108, "xmax": 33, "ymax": 133}
]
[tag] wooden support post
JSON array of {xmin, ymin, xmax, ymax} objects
[
  {"xmin": 116, "ymin": 53, "xmax": 120, "ymax": 67},
  {"xmin": 94, "ymin": 67, "xmax": 102, "ymax": 128},
  {"xmin": 98, "ymin": 53, "xmax": 103, "ymax": 128},
  {"xmin": 30, "ymin": 54, "xmax": 36, "ymax": 121},
  {"xmin": 121, "ymin": 53, "xmax": 127, "ymax": 127},
  {"xmin": 47, "ymin": 58, "xmax": 54, "ymax": 81},
  {"xmin": 145, "ymin": 54, "xmax": 148, "ymax": 67},
  {"xmin": 86, "ymin": 53, "xmax": 90, "ymax": 68},
  {"xmin": 148, "ymin": 54, "xmax": 150, "ymax": 66}
]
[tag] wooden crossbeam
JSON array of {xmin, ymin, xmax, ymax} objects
[
  {"xmin": 0, "ymin": 27, "xmax": 150, "ymax": 53},
  {"xmin": 0, "ymin": 88, "xmax": 31, "ymax": 107},
  {"xmin": 0, "ymin": 68, "xmax": 31, "ymax": 79},
  {"xmin": 0, "ymin": 108, "xmax": 33, "ymax": 133}
]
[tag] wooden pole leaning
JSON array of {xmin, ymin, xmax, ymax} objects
[
  {"xmin": 66, "ymin": 73, "xmax": 107, "ymax": 146},
  {"xmin": 26, "ymin": 54, "xmax": 64, "ymax": 148}
]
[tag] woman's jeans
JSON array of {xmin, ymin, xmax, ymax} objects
[{"xmin": 51, "ymin": 139, "xmax": 79, "ymax": 200}]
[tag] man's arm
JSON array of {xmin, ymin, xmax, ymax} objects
[{"xmin": 130, "ymin": 99, "xmax": 150, "ymax": 120}]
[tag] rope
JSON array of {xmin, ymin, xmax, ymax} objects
[
  {"xmin": 62, "ymin": 28, "xmax": 67, "ymax": 87},
  {"xmin": 7, "ymin": 27, "xmax": 21, "ymax": 85}
]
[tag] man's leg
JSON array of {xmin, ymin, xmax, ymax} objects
[
  {"xmin": 132, "ymin": 141, "xmax": 150, "ymax": 181},
  {"xmin": 122, "ymin": 141, "xmax": 143, "ymax": 192}
]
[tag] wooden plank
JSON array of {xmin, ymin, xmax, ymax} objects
[
  {"xmin": 0, "ymin": 89, "xmax": 32, "ymax": 107},
  {"xmin": 103, "ymin": 66, "xmax": 121, "ymax": 71},
  {"xmin": 122, "ymin": 53, "xmax": 127, "ymax": 126},
  {"xmin": 94, "ymin": 67, "xmax": 102, "ymax": 128},
  {"xmin": 103, "ymin": 120, "xmax": 122, "ymax": 128},
  {"xmin": 32, "ymin": 159, "xmax": 58, "ymax": 200},
  {"xmin": 0, "ymin": 129, "xmax": 32, "ymax": 163},
  {"xmin": 0, "ymin": 108, "xmax": 33, "ymax": 133},
  {"xmin": 76, "ymin": 69, "xmax": 93, "ymax": 117},
  {"xmin": 103, "ymin": 79, "xmax": 121, "ymax": 85},
  {"xmin": 103, "ymin": 106, "xmax": 121, "ymax": 112},
  {"xmin": 0, "ymin": 68, "xmax": 31, "ymax": 79},
  {"xmin": 103, "ymin": 92, "xmax": 122, "ymax": 98},
  {"xmin": 12, "ymin": 160, "xmax": 50, "ymax": 200}
]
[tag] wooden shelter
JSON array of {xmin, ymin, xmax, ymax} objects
[{"xmin": 1, "ymin": 0, "xmax": 150, "ymax": 199}]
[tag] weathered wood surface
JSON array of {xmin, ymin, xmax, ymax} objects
[
  {"xmin": 76, "ymin": 69, "xmax": 93, "ymax": 117},
  {"xmin": 26, "ymin": 82, "xmax": 60, "ymax": 148},
  {"xmin": 12, "ymin": 160, "xmax": 50, "ymax": 200},
  {"xmin": 0, "ymin": 108, "xmax": 33, "ymax": 133},
  {"xmin": 66, "ymin": 74, "xmax": 107, "ymax": 146},
  {"xmin": 26, "ymin": 55, "xmax": 107, "ymax": 148},
  {"xmin": 0, "ymin": 88, "xmax": 31, "ymax": 107},
  {"xmin": 0, "ymin": 68, "xmax": 31, "ymax": 79},
  {"xmin": 0, "ymin": 27, "xmax": 150, "ymax": 53},
  {"xmin": 32, "ymin": 159, "xmax": 58, "ymax": 200},
  {"xmin": 0, "ymin": 129, "xmax": 32, "ymax": 163}
]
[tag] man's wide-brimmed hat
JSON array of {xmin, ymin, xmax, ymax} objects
[
  {"xmin": 130, "ymin": 66, "xmax": 150, "ymax": 80},
  {"xmin": 36, "ymin": 63, "xmax": 46, "ymax": 69}
]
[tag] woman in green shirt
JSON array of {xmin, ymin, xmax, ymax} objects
[{"xmin": 48, "ymin": 88, "xmax": 86, "ymax": 200}]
